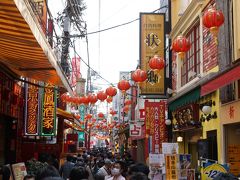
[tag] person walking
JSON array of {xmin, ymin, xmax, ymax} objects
[{"xmin": 59, "ymin": 155, "xmax": 74, "ymax": 180}]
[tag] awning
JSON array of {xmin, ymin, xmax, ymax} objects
[
  {"xmin": 169, "ymin": 88, "xmax": 200, "ymax": 111},
  {"xmin": 201, "ymin": 65, "xmax": 240, "ymax": 96},
  {"xmin": 57, "ymin": 108, "xmax": 74, "ymax": 120},
  {"xmin": 0, "ymin": 0, "xmax": 73, "ymax": 94}
]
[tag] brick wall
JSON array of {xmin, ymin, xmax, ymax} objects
[{"xmin": 202, "ymin": 2, "xmax": 218, "ymax": 72}]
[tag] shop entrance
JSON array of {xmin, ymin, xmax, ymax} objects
[
  {"xmin": 0, "ymin": 116, "xmax": 17, "ymax": 165},
  {"xmin": 224, "ymin": 123, "xmax": 240, "ymax": 176},
  {"xmin": 0, "ymin": 118, "xmax": 6, "ymax": 165}
]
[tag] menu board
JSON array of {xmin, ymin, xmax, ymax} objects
[
  {"xmin": 11, "ymin": 162, "xmax": 27, "ymax": 180},
  {"xmin": 228, "ymin": 145, "xmax": 240, "ymax": 176}
]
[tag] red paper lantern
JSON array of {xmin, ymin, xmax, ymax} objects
[
  {"xmin": 88, "ymin": 94, "xmax": 98, "ymax": 105},
  {"xmin": 81, "ymin": 96, "xmax": 90, "ymax": 105},
  {"xmin": 203, "ymin": 8, "xmax": 224, "ymax": 37},
  {"xmin": 125, "ymin": 99, "xmax": 132, "ymax": 106},
  {"xmin": 123, "ymin": 106, "xmax": 130, "ymax": 113},
  {"xmin": 110, "ymin": 109, "xmax": 116, "ymax": 116},
  {"xmin": 98, "ymin": 112, "xmax": 105, "ymax": 119},
  {"xmin": 117, "ymin": 80, "xmax": 130, "ymax": 94},
  {"xmin": 149, "ymin": 55, "xmax": 165, "ymax": 71},
  {"xmin": 97, "ymin": 91, "xmax": 107, "ymax": 102},
  {"xmin": 106, "ymin": 86, "xmax": 117, "ymax": 97},
  {"xmin": 75, "ymin": 114, "xmax": 80, "ymax": 120},
  {"xmin": 106, "ymin": 96, "xmax": 113, "ymax": 103},
  {"xmin": 61, "ymin": 94, "xmax": 67, "ymax": 102},
  {"xmin": 131, "ymin": 68, "xmax": 147, "ymax": 83},
  {"xmin": 85, "ymin": 114, "xmax": 92, "ymax": 120},
  {"xmin": 172, "ymin": 35, "xmax": 191, "ymax": 59}
]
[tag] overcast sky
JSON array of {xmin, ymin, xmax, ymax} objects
[{"xmin": 49, "ymin": 0, "xmax": 161, "ymax": 89}]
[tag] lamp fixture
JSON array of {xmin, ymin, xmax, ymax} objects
[
  {"xmin": 202, "ymin": 105, "xmax": 212, "ymax": 115},
  {"xmin": 177, "ymin": 136, "xmax": 183, "ymax": 142},
  {"xmin": 165, "ymin": 119, "xmax": 172, "ymax": 126}
]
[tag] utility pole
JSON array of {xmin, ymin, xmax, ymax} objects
[{"xmin": 85, "ymin": 26, "xmax": 92, "ymax": 150}]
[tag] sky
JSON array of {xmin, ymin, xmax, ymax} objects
[{"xmin": 49, "ymin": 0, "xmax": 162, "ymax": 89}]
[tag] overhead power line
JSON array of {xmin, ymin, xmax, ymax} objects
[{"xmin": 69, "ymin": 5, "xmax": 168, "ymax": 38}]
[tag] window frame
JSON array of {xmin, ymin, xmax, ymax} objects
[{"xmin": 181, "ymin": 23, "xmax": 201, "ymax": 86}]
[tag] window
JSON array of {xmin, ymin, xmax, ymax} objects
[
  {"xmin": 220, "ymin": 83, "xmax": 236, "ymax": 104},
  {"xmin": 181, "ymin": 24, "xmax": 200, "ymax": 86}
]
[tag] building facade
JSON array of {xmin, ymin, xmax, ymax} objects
[{"xmin": 169, "ymin": 0, "xmax": 240, "ymax": 176}]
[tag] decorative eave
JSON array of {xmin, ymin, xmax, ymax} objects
[
  {"xmin": 0, "ymin": 0, "xmax": 73, "ymax": 95},
  {"xmin": 170, "ymin": 0, "xmax": 205, "ymax": 39}
]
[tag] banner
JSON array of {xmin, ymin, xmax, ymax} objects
[
  {"xmin": 145, "ymin": 101, "xmax": 167, "ymax": 153},
  {"xmin": 41, "ymin": 84, "xmax": 57, "ymax": 136},
  {"xmin": 78, "ymin": 105, "xmax": 85, "ymax": 141},
  {"xmin": 24, "ymin": 80, "xmax": 39, "ymax": 135},
  {"xmin": 165, "ymin": 154, "xmax": 178, "ymax": 180},
  {"xmin": 71, "ymin": 57, "xmax": 81, "ymax": 87},
  {"xmin": 140, "ymin": 13, "xmax": 165, "ymax": 95}
]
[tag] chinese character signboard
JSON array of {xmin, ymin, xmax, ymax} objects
[
  {"xmin": 24, "ymin": 81, "xmax": 39, "ymax": 135},
  {"xmin": 140, "ymin": 13, "xmax": 165, "ymax": 95},
  {"xmin": 145, "ymin": 101, "xmax": 167, "ymax": 153},
  {"xmin": 130, "ymin": 124, "xmax": 142, "ymax": 137},
  {"xmin": 78, "ymin": 105, "xmax": 85, "ymax": 141},
  {"xmin": 41, "ymin": 84, "xmax": 57, "ymax": 136},
  {"xmin": 165, "ymin": 154, "xmax": 178, "ymax": 180}
]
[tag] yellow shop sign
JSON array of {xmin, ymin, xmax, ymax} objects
[{"xmin": 203, "ymin": 163, "xmax": 228, "ymax": 180}]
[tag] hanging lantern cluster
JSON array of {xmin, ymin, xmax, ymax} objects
[
  {"xmin": 172, "ymin": 35, "xmax": 191, "ymax": 60},
  {"xmin": 61, "ymin": 94, "xmax": 91, "ymax": 106},
  {"xmin": 202, "ymin": 7, "xmax": 224, "ymax": 43},
  {"xmin": 131, "ymin": 68, "xmax": 147, "ymax": 84}
]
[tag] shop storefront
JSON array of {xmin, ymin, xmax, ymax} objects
[
  {"xmin": 0, "ymin": 68, "xmax": 24, "ymax": 164},
  {"xmin": 220, "ymin": 100, "xmax": 240, "ymax": 176}
]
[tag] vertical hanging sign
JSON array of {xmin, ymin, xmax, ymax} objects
[
  {"xmin": 41, "ymin": 83, "xmax": 57, "ymax": 136},
  {"xmin": 24, "ymin": 81, "xmax": 39, "ymax": 135},
  {"xmin": 140, "ymin": 13, "xmax": 165, "ymax": 95},
  {"xmin": 78, "ymin": 105, "xmax": 85, "ymax": 141},
  {"xmin": 145, "ymin": 101, "xmax": 167, "ymax": 153}
]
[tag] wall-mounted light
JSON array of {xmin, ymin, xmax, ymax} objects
[
  {"xmin": 202, "ymin": 105, "xmax": 212, "ymax": 115},
  {"xmin": 165, "ymin": 119, "xmax": 172, "ymax": 126},
  {"xmin": 177, "ymin": 136, "xmax": 183, "ymax": 142}
]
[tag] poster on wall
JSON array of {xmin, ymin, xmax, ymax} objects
[
  {"xmin": 162, "ymin": 143, "xmax": 179, "ymax": 154},
  {"xmin": 11, "ymin": 162, "xmax": 27, "ymax": 180},
  {"xmin": 149, "ymin": 153, "xmax": 165, "ymax": 179},
  {"xmin": 179, "ymin": 154, "xmax": 192, "ymax": 180}
]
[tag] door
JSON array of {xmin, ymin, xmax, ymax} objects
[{"xmin": 0, "ymin": 117, "xmax": 6, "ymax": 165}]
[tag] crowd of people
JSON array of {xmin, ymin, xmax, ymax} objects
[
  {"xmin": 0, "ymin": 147, "xmax": 150, "ymax": 180},
  {"xmin": 57, "ymin": 147, "xmax": 149, "ymax": 180}
]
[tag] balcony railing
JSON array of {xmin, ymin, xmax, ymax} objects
[{"xmin": 28, "ymin": 0, "xmax": 72, "ymax": 82}]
